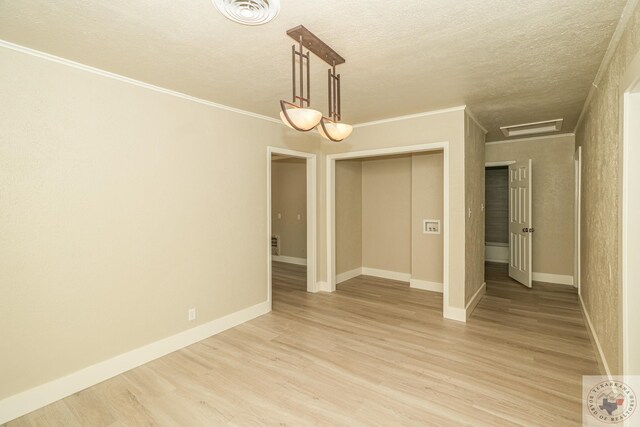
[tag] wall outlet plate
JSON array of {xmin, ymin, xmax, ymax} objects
[
  {"xmin": 188, "ymin": 308, "xmax": 196, "ymax": 321},
  {"xmin": 423, "ymin": 219, "xmax": 440, "ymax": 234}
]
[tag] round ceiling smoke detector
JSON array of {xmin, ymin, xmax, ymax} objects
[{"xmin": 212, "ymin": 0, "xmax": 280, "ymax": 26}]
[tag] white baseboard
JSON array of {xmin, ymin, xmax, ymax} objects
[
  {"xmin": 444, "ymin": 305, "xmax": 466, "ymax": 322},
  {"xmin": 316, "ymin": 281, "xmax": 331, "ymax": 292},
  {"xmin": 465, "ymin": 282, "xmax": 486, "ymax": 320},
  {"xmin": 0, "ymin": 301, "xmax": 270, "ymax": 425},
  {"xmin": 409, "ymin": 278, "xmax": 443, "ymax": 293},
  {"xmin": 532, "ymin": 272, "xmax": 574, "ymax": 286},
  {"xmin": 272, "ymin": 255, "xmax": 307, "ymax": 266},
  {"xmin": 336, "ymin": 268, "xmax": 362, "ymax": 284},
  {"xmin": 579, "ymin": 294, "xmax": 612, "ymax": 378},
  {"xmin": 485, "ymin": 244, "xmax": 509, "ymax": 264},
  {"xmin": 361, "ymin": 267, "xmax": 411, "ymax": 282}
]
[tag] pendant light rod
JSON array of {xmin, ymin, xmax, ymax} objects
[
  {"xmin": 327, "ymin": 62, "xmax": 342, "ymax": 122},
  {"xmin": 286, "ymin": 25, "xmax": 345, "ymax": 66},
  {"xmin": 291, "ymin": 36, "xmax": 310, "ymax": 108}
]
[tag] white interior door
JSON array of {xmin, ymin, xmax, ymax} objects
[{"xmin": 509, "ymin": 159, "xmax": 533, "ymax": 287}]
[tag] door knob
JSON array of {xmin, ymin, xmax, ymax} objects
[{"xmin": 522, "ymin": 227, "xmax": 535, "ymax": 233}]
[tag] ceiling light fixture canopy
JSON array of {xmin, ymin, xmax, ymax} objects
[
  {"xmin": 279, "ymin": 25, "xmax": 352, "ymax": 142},
  {"xmin": 212, "ymin": 0, "xmax": 280, "ymax": 26}
]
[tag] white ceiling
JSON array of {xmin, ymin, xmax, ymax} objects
[{"xmin": 0, "ymin": 0, "xmax": 626, "ymax": 140}]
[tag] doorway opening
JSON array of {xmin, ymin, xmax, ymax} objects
[
  {"xmin": 326, "ymin": 142, "xmax": 456, "ymax": 319},
  {"xmin": 484, "ymin": 160, "xmax": 534, "ymax": 288},
  {"xmin": 267, "ymin": 147, "xmax": 316, "ymax": 308}
]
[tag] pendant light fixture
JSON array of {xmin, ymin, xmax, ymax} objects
[
  {"xmin": 279, "ymin": 31, "xmax": 322, "ymax": 131},
  {"xmin": 318, "ymin": 62, "xmax": 353, "ymax": 142},
  {"xmin": 279, "ymin": 26, "xmax": 352, "ymax": 142}
]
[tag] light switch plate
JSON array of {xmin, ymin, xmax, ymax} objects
[{"xmin": 423, "ymin": 219, "xmax": 440, "ymax": 234}]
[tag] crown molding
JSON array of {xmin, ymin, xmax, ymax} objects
[
  {"xmin": 485, "ymin": 132, "xmax": 575, "ymax": 145},
  {"xmin": 352, "ymin": 106, "xmax": 466, "ymax": 128},
  {"xmin": 574, "ymin": 0, "xmax": 640, "ymax": 133},
  {"xmin": 0, "ymin": 39, "xmax": 282, "ymax": 125},
  {"xmin": 464, "ymin": 107, "xmax": 489, "ymax": 134}
]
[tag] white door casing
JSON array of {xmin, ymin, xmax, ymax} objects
[
  {"xmin": 508, "ymin": 159, "xmax": 533, "ymax": 287},
  {"xmin": 574, "ymin": 147, "xmax": 582, "ymax": 291}
]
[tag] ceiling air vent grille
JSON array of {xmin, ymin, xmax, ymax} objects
[
  {"xmin": 500, "ymin": 119, "xmax": 563, "ymax": 137},
  {"xmin": 212, "ymin": 0, "xmax": 280, "ymax": 26}
]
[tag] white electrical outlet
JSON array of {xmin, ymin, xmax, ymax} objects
[
  {"xmin": 297, "ymin": 214, "xmax": 301, "ymax": 220},
  {"xmin": 188, "ymin": 308, "xmax": 196, "ymax": 321}
]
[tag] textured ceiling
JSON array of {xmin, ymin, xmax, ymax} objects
[{"xmin": 0, "ymin": 0, "xmax": 627, "ymax": 140}]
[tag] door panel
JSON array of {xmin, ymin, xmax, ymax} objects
[{"xmin": 508, "ymin": 159, "xmax": 533, "ymax": 287}]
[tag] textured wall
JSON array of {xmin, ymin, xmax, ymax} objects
[
  {"xmin": 464, "ymin": 112, "xmax": 486, "ymax": 304},
  {"xmin": 575, "ymin": 1, "xmax": 640, "ymax": 375},
  {"xmin": 485, "ymin": 135, "xmax": 575, "ymax": 276},
  {"xmin": 362, "ymin": 155, "xmax": 412, "ymax": 274},
  {"xmin": 271, "ymin": 158, "xmax": 307, "ymax": 259},
  {"xmin": 411, "ymin": 152, "xmax": 444, "ymax": 284},
  {"xmin": 335, "ymin": 160, "xmax": 362, "ymax": 274}
]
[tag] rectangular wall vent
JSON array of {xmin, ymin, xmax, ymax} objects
[{"xmin": 500, "ymin": 118, "xmax": 563, "ymax": 137}]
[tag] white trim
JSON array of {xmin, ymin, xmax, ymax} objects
[
  {"xmin": 574, "ymin": 0, "xmax": 640, "ymax": 133},
  {"xmin": 0, "ymin": 39, "xmax": 281, "ymax": 125},
  {"xmin": 336, "ymin": 268, "xmax": 362, "ymax": 284},
  {"xmin": 485, "ymin": 244, "xmax": 509, "ymax": 264},
  {"xmin": 409, "ymin": 278, "xmax": 443, "ymax": 293},
  {"xmin": 328, "ymin": 141, "xmax": 448, "ymax": 161},
  {"xmin": 532, "ymin": 272, "xmax": 574, "ymax": 286},
  {"xmin": 267, "ymin": 147, "xmax": 317, "ymax": 299},
  {"xmin": 485, "ymin": 133, "xmax": 575, "ymax": 145},
  {"xmin": 574, "ymin": 147, "xmax": 582, "ymax": 290},
  {"xmin": 316, "ymin": 281, "xmax": 330, "ymax": 292},
  {"xmin": 361, "ymin": 268, "xmax": 411, "ymax": 282},
  {"xmin": 353, "ymin": 106, "xmax": 465, "ymax": 128},
  {"xmin": 0, "ymin": 300, "xmax": 269, "ymax": 425},
  {"xmin": 326, "ymin": 141, "xmax": 458, "ymax": 320},
  {"xmin": 465, "ymin": 282, "xmax": 486, "ymax": 320},
  {"xmin": 444, "ymin": 306, "xmax": 466, "ymax": 322},
  {"xmin": 580, "ymin": 294, "xmax": 612, "ymax": 378},
  {"xmin": 272, "ymin": 255, "xmax": 307, "ymax": 266},
  {"xmin": 485, "ymin": 259, "xmax": 508, "ymax": 264},
  {"xmin": 464, "ymin": 107, "xmax": 489, "ymax": 134},
  {"xmin": 621, "ymin": 47, "xmax": 640, "ymax": 376},
  {"xmin": 485, "ymin": 160, "xmax": 516, "ymax": 167}
]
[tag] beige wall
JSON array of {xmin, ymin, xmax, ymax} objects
[
  {"xmin": 575, "ymin": 1, "xmax": 640, "ymax": 375},
  {"xmin": 411, "ymin": 152, "xmax": 444, "ymax": 284},
  {"xmin": 1, "ymin": 41, "xmax": 476, "ymax": 403},
  {"xmin": 271, "ymin": 158, "xmax": 306, "ymax": 259},
  {"xmin": 485, "ymin": 135, "xmax": 575, "ymax": 277},
  {"xmin": 0, "ymin": 46, "xmax": 319, "ymax": 400},
  {"xmin": 336, "ymin": 154, "xmax": 444, "ymax": 283},
  {"xmin": 464, "ymin": 112, "xmax": 486, "ymax": 303},
  {"xmin": 335, "ymin": 160, "xmax": 362, "ymax": 274},
  {"xmin": 362, "ymin": 155, "xmax": 412, "ymax": 274}
]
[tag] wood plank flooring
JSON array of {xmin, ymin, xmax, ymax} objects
[{"xmin": 5, "ymin": 261, "xmax": 598, "ymax": 426}]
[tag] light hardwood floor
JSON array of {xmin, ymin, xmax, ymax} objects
[{"xmin": 6, "ymin": 261, "xmax": 598, "ymax": 426}]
